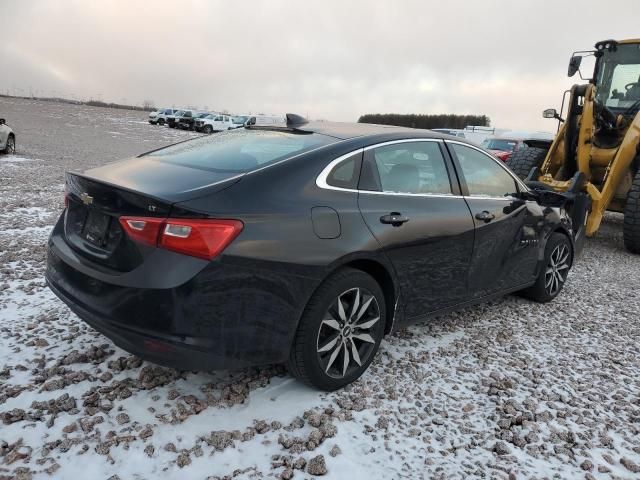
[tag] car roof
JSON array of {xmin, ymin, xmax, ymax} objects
[{"xmin": 294, "ymin": 121, "xmax": 454, "ymax": 142}]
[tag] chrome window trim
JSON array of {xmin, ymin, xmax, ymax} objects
[
  {"xmin": 315, "ymin": 149, "xmax": 363, "ymax": 193},
  {"xmin": 444, "ymin": 139, "xmax": 530, "ymax": 194},
  {"xmin": 316, "ymin": 138, "xmax": 463, "ymax": 197},
  {"xmin": 362, "ymin": 137, "xmax": 442, "ymax": 151}
]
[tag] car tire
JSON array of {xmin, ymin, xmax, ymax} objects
[
  {"xmin": 623, "ymin": 165, "xmax": 640, "ymax": 254},
  {"xmin": 288, "ymin": 268, "xmax": 386, "ymax": 391},
  {"xmin": 204, "ymin": 125, "xmax": 213, "ymax": 134},
  {"xmin": 506, "ymin": 146, "xmax": 547, "ymax": 180},
  {"xmin": 3, "ymin": 135, "xmax": 15, "ymax": 154},
  {"xmin": 158, "ymin": 118, "xmax": 165, "ymax": 126},
  {"xmin": 520, "ymin": 232, "xmax": 573, "ymax": 303}
]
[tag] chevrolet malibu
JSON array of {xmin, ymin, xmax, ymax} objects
[{"xmin": 46, "ymin": 115, "xmax": 575, "ymax": 391}]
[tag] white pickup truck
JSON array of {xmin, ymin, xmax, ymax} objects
[
  {"xmin": 0, "ymin": 118, "xmax": 16, "ymax": 154},
  {"xmin": 195, "ymin": 114, "xmax": 236, "ymax": 134}
]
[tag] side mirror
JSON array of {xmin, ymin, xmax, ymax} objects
[
  {"xmin": 568, "ymin": 55, "xmax": 582, "ymax": 77},
  {"xmin": 542, "ymin": 108, "xmax": 564, "ymax": 122},
  {"xmin": 0, "ymin": 118, "xmax": 5, "ymax": 125}
]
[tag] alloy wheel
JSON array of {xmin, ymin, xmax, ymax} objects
[
  {"xmin": 545, "ymin": 243, "xmax": 570, "ymax": 296},
  {"xmin": 6, "ymin": 137, "xmax": 15, "ymax": 154},
  {"xmin": 316, "ymin": 287, "xmax": 382, "ymax": 379}
]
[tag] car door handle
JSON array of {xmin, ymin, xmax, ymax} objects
[
  {"xmin": 475, "ymin": 211, "xmax": 495, "ymax": 222},
  {"xmin": 380, "ymin": 212, "xmax": 409, "ymax": 226}
]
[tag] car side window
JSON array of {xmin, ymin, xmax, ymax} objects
[
  {"xmin": 451, "ymin": 143, "xmax": 518, "ymax": 197},
  {"xmin": 365, "ymin": 142, "xmax": 452, "ymax": 195},
  {"xmin": 326, "ymin": 153, "xmax": 361, "ymax": 189}
]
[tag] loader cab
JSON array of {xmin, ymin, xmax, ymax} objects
[{"xmin": 593, "ymin": 41, "xmax": 640, "ymax": 114}]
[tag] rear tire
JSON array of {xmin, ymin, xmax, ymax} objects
[
  {"xmin": 506, "ymin": 147, "xmax": 547, "ymax": 180},
  {"xmin": 623, "ymin": 167, "xmax": 640, "ymax": 254},
  {"xmin": 3, "ymin": 135, "xmax": 15, "ymax": 154},
  {"xmin": 288, "ymin": 268, "xmax": 386, "ymax": 391},
  {"xmin": 520, "ymin": 233, "xmax": 573, "ymax": 303}
]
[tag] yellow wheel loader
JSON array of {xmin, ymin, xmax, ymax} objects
[{"xmin": 507, "ymin": 39, "xmax": 640, "ymax": 253}]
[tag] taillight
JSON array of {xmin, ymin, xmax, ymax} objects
[
  {"xmin": 119, "ymin": 217, "xmax": 165, "ymax": 247},
  {"xmin": 119, "ymin": 216, "xmax": 243, "ymax": 260}
]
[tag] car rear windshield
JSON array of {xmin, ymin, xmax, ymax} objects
[
  {"xmin": 481, "ymin": 139, "xmax": 518, "ymax": 152},
  {"xmin": 147, "ymin": 129, "xmax": 336, "ymax": 173}
]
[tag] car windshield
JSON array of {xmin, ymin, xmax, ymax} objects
[
  {"xmin": 232, "ymin": 116, "xmax": 248, "ymax": 124},
  {"xmin": 481, "ymin": 139, "xmax": 518, "ymax": 152},
  {"xmin": 595, "ymin": 43, "xmax": 640, "ymax": 115},
  {"xmin": 148, "ymin": 129, "xmax": 335, "ymax": 173},
  {"xmin": 173, "ymin": 110, "xmax": 184, "ymax": 117},
  {"xmin": 197, "ymin": 113, "xmax": 209, "ymax": 118}
]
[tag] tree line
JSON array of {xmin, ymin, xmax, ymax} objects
[{"xmin": 357, "ymin": 113, "xmax": 491, "ymax": 129}]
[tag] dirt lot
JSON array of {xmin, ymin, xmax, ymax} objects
[{"xmin": 1, "ymin": 97, "xmax": 640, "ymax": 480}]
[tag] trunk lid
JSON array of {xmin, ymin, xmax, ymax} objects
[{"xmin": 64, "ymin": 157, "xmax": 242, "ymax": 271}]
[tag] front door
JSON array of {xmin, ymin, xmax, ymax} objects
[
  {"xmin": 446, "ymin": 142, "xmax": 544, "ymax": 297},
  {"xmin": 357, "ymin": 140, "xmax": 476, "ymax": 320}
]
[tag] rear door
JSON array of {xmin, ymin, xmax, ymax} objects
[
  {"xmin": 357, "ymin": 139, "xmax": 476, "ymax": 319},
  {"xmin": 446, "ymin": 141, "xmax": 544, "ymax": 297}
]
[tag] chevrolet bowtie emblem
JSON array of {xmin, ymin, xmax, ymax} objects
[{"xmin": 80, "ymin": 192, "xmax": 93, "ymax": 205}]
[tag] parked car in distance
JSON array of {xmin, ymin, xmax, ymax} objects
[
  {"xmin": 246, "ymin": 115, "xmax": 287, "ymax": 127},
  {"xmin": 149, "ymin": 108, "xmax": 177, "ymax": 126},
  {"xmin": 462, "ymin": 125, "xmax": 510, "ymax": 145},
  {"xmin": 481, "ymin": 137, "xmax": 524, "ymax": 161},
  {"xmin": 231, "ymin": 115, "xmax": 250, "ymax": 128},
  {"xmin": 178, "ymin": 111, "xmax": 209, "ymax": 131},
  {"xmin": 46, "ymin": 116, "xmax": 576, "ymax": 391},
  {"xmin": 166, "ymin": 110, "xmax": 184, "ymax": 128},
  {"xmin": 481, "ymin": 131, "xmax": 555, "ymax": 161},
  {"xmin": 431, "ymin": 128, "xmax": 466, "ymax": 138},
  {"xmin": 194, "ymin": 113, "xmax": 235, "ymax": 133},
  {"xmin": 0, "ymin": 118, "xmax": 15, "ymax": 154}
]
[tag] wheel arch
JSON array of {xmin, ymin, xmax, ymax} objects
[
  {"xmin": 333, "ymin": 257, "xmax": 399, "ymax": 335},
  {"xmin": 550, "ymin": 226, "xmax": 576, "ymax": 267}
]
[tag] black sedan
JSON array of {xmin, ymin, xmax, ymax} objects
[{"xmin": 46, "ymin": 116, "xmax": 575, "ymax": 391}]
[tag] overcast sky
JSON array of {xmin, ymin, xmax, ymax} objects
[{"xmin": 2, "ymin": 0, "xmax": 639, "ymax": 130}]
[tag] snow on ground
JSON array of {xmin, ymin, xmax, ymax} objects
[{"xmin": 1, "ymin": 98, "xmax": 640, "ymax": 479}]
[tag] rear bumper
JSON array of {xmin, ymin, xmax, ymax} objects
[
  {"xmin": 46, "ymin": 277, "xmax": 243, "ymax": 370},
  {"xmin": 45, "ymin": 219, "xmax": 319, "ymax": 371}
]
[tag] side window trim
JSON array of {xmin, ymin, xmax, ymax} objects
[
  {"xmin": 444, "ymin": 140, "xmax": 528, "ymax": 198},
  {"xmin": 316, "ymin": 149, "xmax": 364, "ymax": 192},
  {"xmin": 316, "ymin": 139, "xmax": 468, "ymax": 198}
]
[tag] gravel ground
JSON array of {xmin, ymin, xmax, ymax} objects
[{"xmin": 1, "ymin": 97, "xmax": 640, "ymax": 479}]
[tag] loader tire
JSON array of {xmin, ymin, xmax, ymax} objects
[
  {"xmin": 506, "ymin": 147, "xmax": 547, "ymax": 180},
  {"xmin": 623, "ymin": 168, "xmax": 640, "ymax": 254}
]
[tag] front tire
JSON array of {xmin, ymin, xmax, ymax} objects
[
  {"xmin": 506, "ymin": 146, "xmax": 547, "ymax": 180},
  {"xmin": 288, "ymin": 268, "xmax": 386, "ymax": 391},
  {"xmin": 521, "ymin": 233, "xmax": 573, "ymax": 303},
  {"xmin": 158, "ymin": 118, "xmax": 165, "ymax": 126},
  {"xmin": 623, "ymin": 167, "xmax": 640, "ymax": 253},
  {"xmin": 203, "ymin": 125, "xmax": 213, "ymax": 134}
]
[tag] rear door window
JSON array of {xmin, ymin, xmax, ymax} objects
[{"xmin": 361, "ymin": 141, "xmax": 452, "ymax": 195}]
